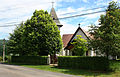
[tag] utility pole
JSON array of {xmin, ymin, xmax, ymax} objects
[{"xmin": 3, "ymin": 38, "xmax": 5, "ymax": 62}]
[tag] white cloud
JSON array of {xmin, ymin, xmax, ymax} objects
[
  {"xmin": 81, "ymin": 26, "xmax": 90, "ymax": 31},
  {"xmin": 0, "ymin": 0, "xmax": 77, "ymax": 39},
  {"xmin": 0, "ymin": 0, "xmax": 54, "ymax": 39},
  {"xmin": 60, "ymin": 21, "xmax": 77, "ymax": 36},
  {"xmin": 113, "ymin": 0, "xmax": 118, "ymax": 2},
  {"xmin": 57, "ymin": 0, "xmax": 76, "ymax": 2},
  {"xmin": 0, "ymin": 0, "xmax": 52, "ymax": 23},
  {"xmin": 57, "ymin": 6, "xmax": 105, "ymax": 20},
  {"xmin": 0, "ymin": 0, "xmax": 111, "ymax": 39},
  {"xmin": 57, "ymin": 6, "xmax": 105, "ymax": 32},
  {"xmin": 82, "ymin": 0, "xmax": 88, "ymax": 3}
]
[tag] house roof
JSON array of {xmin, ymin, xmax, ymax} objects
[
  {"xmin": 69, "ymin": 27, "xmax": 89, "ymax": 43},
  {"xmin": 84, "ymin": 31, "xmax": 94, "ymax": 39},
  {"xmin": 62, "ymin": 27, "xmax": 93, "ymax": 49},
  {"xmin": 62, "ymin": 34, "xmax": 73, "ymax": 47},
  {"xmin": 50, "ymin": 8, "xmax": 63, "ymax": 27}
]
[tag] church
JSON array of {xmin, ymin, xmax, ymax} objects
[{"xmin": 50, "ymin": 7, "xmax": 96, "ymax": 56}]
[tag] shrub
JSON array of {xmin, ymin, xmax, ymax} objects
[
  {"xmin": 10, "ymin": 56, "xmax": 48, "ymax": 65},
  {"xmin": 0, "ymin": 56, "xmax": 2, "ymax": 61},
  {"xmin": 58, "ymin": 56, "xmax": 109, "ymax": 71}
]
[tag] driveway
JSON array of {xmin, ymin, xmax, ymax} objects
[{"xmin": 0, "ymin": 63, "xmax": 81, "ymax": 77}]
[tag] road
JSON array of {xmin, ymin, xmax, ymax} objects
[{"xmin": 0, "ymin": 63, "xmax": 81, "ymax": 77}]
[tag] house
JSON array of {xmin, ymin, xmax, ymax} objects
[{"xmin": 61, "ymin": 26, "xmax": 96, "ymax": 56}]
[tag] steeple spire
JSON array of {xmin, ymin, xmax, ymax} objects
[{"xmin": 50, "ymin": 6, "xmax": 63, "ymax": 30}]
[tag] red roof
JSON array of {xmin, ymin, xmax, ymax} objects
[
  {"xmin": 62, "ymin": 34, "xmax": 73, "ymax": 47},
  {"xmin": 62, "ymin": 27, "xmax": 93, "ymax": 48}
]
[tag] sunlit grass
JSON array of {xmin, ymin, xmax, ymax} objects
[{"xmin": 9, "ymin": 60, "xmax": 120, "ymax": 77}]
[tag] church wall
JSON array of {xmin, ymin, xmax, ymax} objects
[{"xmin": 71, "ymin": 29, "xmax": 88, "ymax": 42}]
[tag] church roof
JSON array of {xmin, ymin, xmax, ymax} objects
[
  {"xmin": 69, "ymin": 27, "xmax": 89, "ymax": 43},
  {"xmin": 62, "ymin": 27, "xmax": 93, "ymax": 49},
  {"xmin": 62, "ymin": 34, "xmax": 73, "ymax": 47},
  {"xmin": 50, "ymin": 8, "xmax": 63, "ymax": 27}
]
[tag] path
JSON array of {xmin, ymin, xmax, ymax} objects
[{"xmin": 0, "ymin": 63, "xmax": 81, "ymax": 77}]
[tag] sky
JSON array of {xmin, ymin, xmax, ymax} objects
[{"xmin": 0, "ymin": 0, "xmax": 120, "ymax": 40}]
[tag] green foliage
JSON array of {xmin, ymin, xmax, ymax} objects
[
  {"xmin": 58, "ymin": 56, "xmax": 109, "ymax": 71},
  {"xmin": 71, "ymin": 35, "xmax": 88, "ymax": 56},
  {"xmin": 88, "ymin": 1, "xmax": 120, "ymax": 58},
  {"xmin": 0, "ymin": 56, "xmax": 2, "ymax": 61},
  {"xmin": 7, "ymin": 10, "xmax": 62, "ymax": 56},
  {"xmin": 22, "ymin": 61, "xmax": 120, "ymax": 77},
  {"xmin": 10, "ymin": 56, "xmax": 48, "ymax": 65}
]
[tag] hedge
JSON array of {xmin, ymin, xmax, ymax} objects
[
  {"xmin": 58, "ymin": 56, "xmax": 109, "ymax": 71},
  {"xmin": 10, "ymin": 56, "xmax": 48, "ymax": 65}
]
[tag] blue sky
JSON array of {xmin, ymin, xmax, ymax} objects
[{"xmin": 0, "ymin": 0, "xmax": 119, "ymax": 39}]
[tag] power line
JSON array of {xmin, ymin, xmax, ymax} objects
[
  {"xmin": 0, "ymin": 10, "xmax": 105, "ymax": 27},
  {"xmin": 0, "ymin": 2, "xmax": 52, "ymax": 13},
  {"xmin": 60, "ymin": 6, "xmax": 107, "ymax": 15},
  {"xmin": 58, "ymin": 10, "xmax": 105, "ymax": 19},
  {"xmin": 0, "ymin": 24, "xmax": 20, "ymax": 27},
  {"xmin": 2, "ymin": 22, "xmax": 19, "ymax": 25}
]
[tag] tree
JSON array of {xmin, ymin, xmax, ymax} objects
[
  {"xmin": 7, "ymin": 22, "xmax": 25, "ymax": 55},
  {"xmin": 7, "ymin": 10, "xmax": 62, "ymax": 56},
  {"xmin": 71, "ymin": 35, "xmax": 88, "ymax": 56},
  {"xmin": 88, "ymin": 1, "xmax": 120, "ymax": 58}
]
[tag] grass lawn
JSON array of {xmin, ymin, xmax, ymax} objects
[{"xmin": 9, "ymin": 60, "xmax": 120, "ymax": 77}]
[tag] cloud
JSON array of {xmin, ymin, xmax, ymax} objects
[
  {"xmin": 57, "ymin": 0, "xmax": 76, "ymax": 2},
  {"xmin": 82, "ymin": 0, "xmax": 88, "ymax": 3},
  {"xmin": 0, "ymin": 0, "xmax": 113, "ymax": 39},
  {"xmin": 113, "ymin": 0, "xmax": 118, "ymax": 2},
  {"xmin": 57, "ymin": 7, "xmax": 85, "ymax": 18},
  {"xmin": 57, "ymin": 6, "xmax": 105, "ymax": 32},
  {"xmin": 0, "ymin": 0, "xmax": 53, "ymax": 39},
  {"xmin": 60, "ymin": 21, "xmax": 77, "ymax": 36},
  {"xmin": 0, "ymin": 0, "xmax": 52, "ymax": 24},
  {"xmin": 81, "ymin": 26, "xmax": 90, "ymax": 31}
]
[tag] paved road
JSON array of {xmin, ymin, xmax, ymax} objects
[{"xmin": 0, "ymin": 63, "xmax": 81, "ymax": 77}]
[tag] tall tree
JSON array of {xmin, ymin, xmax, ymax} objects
[
  {"xmin": 7, "ymin": 10, "xmax": 62, "ymax": 56},
  {"xmin": 71, "ymin": 35, "xmax": 88, "ymax": 56},
  {"xmin": 7, "ymin": 22, "xmax": 25, "ymax": 55},
  {"xmin": 89, "ymin": 1, "xmax": 120, "ymax": 58}
]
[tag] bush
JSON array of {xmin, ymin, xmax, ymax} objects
[
  {"xmin": 10, "ymin": 56, "xmax": 48, "ymax": 65},
  {"xmin": 0, "ymin": 56, "xmax": 2, "ymax": 61},
  {"xmin": 58, "ymin": 56, "xmax": 109, "ymax": 71}
]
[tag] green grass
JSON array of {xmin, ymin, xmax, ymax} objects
[{"xmin": 9, "ymin": 60, "xmax": 120, "ymax": 77}]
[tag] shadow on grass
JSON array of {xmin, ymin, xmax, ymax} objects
[
  {"xmin": 51, "ymin": 66, "xmax": 114, "ymax": 77},
  {"xmin": 5, "ymin": 61, "xmax": 120, "ymax": 77}
]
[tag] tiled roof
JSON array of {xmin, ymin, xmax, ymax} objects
[
  {"xmin": 62, "ymin": 27, "xmax": 94, "ymax": 48},
  {"xmin": 83, "ymin": 31, "xmax": 94, "ymax": 39},
  {"xmin": 62, "ymin": 34, "xmax": 73, "ymax": 47}
]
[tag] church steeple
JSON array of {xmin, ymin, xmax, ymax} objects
[{"xmin": 50, "ymin": 7, "xmax": 63, "ymax": 30}]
